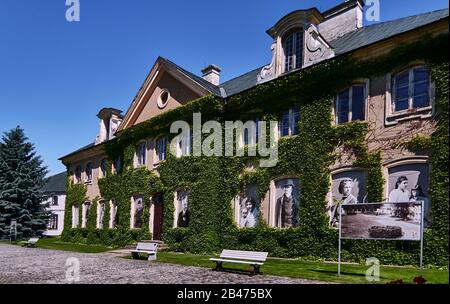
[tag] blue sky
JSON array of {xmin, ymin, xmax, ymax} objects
[{"xmin": 0, "ymin": 0, "xmax": 448, "ymax": 176}]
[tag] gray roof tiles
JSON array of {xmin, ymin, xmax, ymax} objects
[
  {"xmin": 42, "ymin": 171, "xmax": 67, "ymax": 193},
  {"xmin": 330, "ymin": 8, "xmax": 449, "ymax": 55}
]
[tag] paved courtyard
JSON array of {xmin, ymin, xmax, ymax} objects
[{"xmin": 0, "ymin": 244, "xmax": 324, "ymax": 284}]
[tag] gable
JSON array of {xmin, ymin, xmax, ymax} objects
[
  {"xmin": 133, "ymin": 71, "xmax": 202, "ymax": 126},
  {"xmin": 118, "ymin": 57, "xmax": 213, "ymax": 131}
]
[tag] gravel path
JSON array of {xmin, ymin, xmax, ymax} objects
[{"xmin": 0, "ymin": 243, "xmax": 325, "ymax": 284}]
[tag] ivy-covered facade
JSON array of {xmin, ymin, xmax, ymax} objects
[{"xmin": 59, "ymin": 2, "xmax": 449, "ymax": 266}]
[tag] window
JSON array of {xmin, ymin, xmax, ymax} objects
[
  {"xmin": 82, "ymin": 202, "xmax": 91, "ymax": 228},
  {"xmin": 157, "ymin": 89, "xmax": 170, "ymax": 109},
  {"xmin": 51, "ymin": 195, "xmax": 58, "ymax": 206},
  {"xmin": 136, "ymin": 141, "xmax": 147, "ymax": 167},
  {"xmin": 244, "ymin": 119, "xmax": 260, "ymax": 145},
  {"xmin": 100, "ymin": 158, "xmax": 107, "ymax": 177},
  {"xmin": 48, "ymin": 214, "xmax": 58, "ymax": 230},
  {"xmin": 110, "ymin": 200, "xmax": 117, "ymax": 228},
  {"xmin": 335, "ymin": 85, "xmax": 366, "ymax": 124},
  {"xmin": 114, "ymin": 156, "xmax": 122, "ymax": 174},
  {"xmin": 177, "ymin": 129, "xmax": 191, "ymax": 157},
  {"xmin": 156, "ymin": 137, "xmax": 167, "ymax": 163},
  {"xmin": 392, "ymin": 67, "xmax": 430, "ymax": 113},
  {"xmin": 75, "ymin": 166, "xmax": 82, "ymax": 183},
  {"xmin": 97, "ymin": 200, "xmax": 105, "ymax": 229},
  {"xmin": 283, "ymin": 31, "xmax": 303, "ymax": 72},
  {"xmin": 279, "ymin": 106, "xmax": 300, "ymax": 137},
  {"xmin": 72, "ymin": 204, "xmax": 79, "ymax": 228},
  {"xmin": 85, "ymin": 162, "xmax": 93, "ymax": 183}
]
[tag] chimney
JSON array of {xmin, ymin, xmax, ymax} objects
[
  {"xmin": 319, "ymin": 0, "xmax": 364, "ymax": 42},
  {"xmin": 201, "ymin": 64, "xmax": 221, "ymax": 86}
]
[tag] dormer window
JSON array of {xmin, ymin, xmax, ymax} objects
[{"xmin": 283, "ymin": 30, "xmax": 303, "ymax": 72}]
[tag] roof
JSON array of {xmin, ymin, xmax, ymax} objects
[
  {"xmin": 59, "ymin": 142, "xmax": 95, "ymax": 160},
  {"xmin": 220, "ymin": 67, "xmax": 264, "ymax": 97},
  {"xmin": 61, "ymin": 8, "xmax": 449, "ymax": 161},
  {"xmin": 160, "ymin": 57, "xmax": 223, "ymax": 96},
  {"xmin": 330, "ymin": 8, "xmax": 449, "ymax": 55},
  {"xmin": 42, "ymin": 172, "xmax": 67, "ymax": 193}
]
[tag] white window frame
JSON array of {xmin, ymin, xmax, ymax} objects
[
  {"xmin": 283, "ymin": 30, "xmax": 303, "ymax": 73},
  {"xmin": 81, "ymin": 202, "xmax": 91, "ymax": 228},
  {"xmin": 177, "ymin": 129, "xmax": 191, "ymax": 157},
  {"xmin": 135, "ymin": 141, "xmax": 147, "ymax": 167},
  {"xmin": 72, "ymin": 204, "xmax": 79, "ymax": 228},
  {"xmin": 279, "ymin": 106, "xmax": 300, "ymax": 138},
  {"xmin": 334, "ymin": 82, "xmax": 369, "ymax": 125},
  {"xmin": 154, "ymin": 137, "xmax": 167, "ymax": 166},
  {"xmin": 385, "ymin": 66, "xmax": 435, "ymax": 126}
]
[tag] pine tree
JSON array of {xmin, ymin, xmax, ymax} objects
[{"xmin": 0, "ymin": 126, "xmax": 49, "ymax": 239}]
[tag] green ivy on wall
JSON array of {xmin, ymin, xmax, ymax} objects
[{"xmin": 61, "ymin": 34, "xmax": 449, "ymax": 266}]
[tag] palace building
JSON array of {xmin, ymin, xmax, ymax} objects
[{"xmin": 59, "ymin": 1, "xmax": 449, "ymax": 265}]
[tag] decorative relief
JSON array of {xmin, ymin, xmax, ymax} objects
[
  {"xmin": 257, "ymin": 41, "xmax": 277, "ymax": 84},
  {"xmin": 304, "ymin": 24, "xmax": 334, "ymax": 67}
]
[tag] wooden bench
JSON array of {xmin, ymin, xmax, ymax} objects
[
  {"xmin": 25, "ymin": 237, "xmax": 39, "ymax": 247},
  {"xmin": 210, "ymin": 250, "xmax": 268, "ymax": 275},
  {"xmin": 130, "ymin": 242, "xmax": 158, "ymax": 261}
]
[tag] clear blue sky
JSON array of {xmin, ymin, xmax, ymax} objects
[{"xmin": 0, "ymin": 0, "xmax": 448, "ymax": 176}]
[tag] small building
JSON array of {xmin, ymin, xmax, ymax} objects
[{"xmin": 41, "ymin": 172, "xmax": 67, "ymax": 236}]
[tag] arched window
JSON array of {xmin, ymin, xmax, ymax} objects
[
  {"xmin": 82, "ymin": 202, "xmax": 91, "ymax": 228},
  {"xmin": 114, "ymin": 156, "xmax": 122, "ymax": 174},
  {"xmin": 97, "ymin": 200, "xmax": 105, "ymax": 229},
  {"xmin": 75, "ymin": 166, "xmax": 82, "ymax": 183},
  {"xmin": 392, "ymin": 66, "xmax": 430, "ymax": 113},
  {"xmin": 335, "ymin": 84, "xmax": 366, "ymax": 124},
  {"xmin": 72, "ymin": 204, "xmax": 80, "ymax": 228},
  {"xmin": 85, "ymin": 162, "xmax": 93, "ymax": 183},
  {"xmin": 283, "ymin": 30, "xmax": 303, "ymax": 72},
  {"xmin": 100, "ymin": 158, "xmax": 107, "ymax": 177}
]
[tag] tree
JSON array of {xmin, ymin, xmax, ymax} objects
[{"xmin": 0, "ymin": 126, "xmax": 49, "ymax": 239}]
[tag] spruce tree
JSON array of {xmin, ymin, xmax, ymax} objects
[{"xmin": 0, "ymin": 126, "xmax": 49, "ymax": 239}]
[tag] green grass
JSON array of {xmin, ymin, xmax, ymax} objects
[
  {"xmin": 155, "ymin": 252, "xmax": 449, "ymax": 284},
  {"xmin": 34, "ymin": 237, "xmax": 114, "ymax": 253}
]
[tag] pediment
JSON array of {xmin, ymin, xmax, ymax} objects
[{"xmin": 118, "ymin": 57, "xmax": 211, "ymax": 131}]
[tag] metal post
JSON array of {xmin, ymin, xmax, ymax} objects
[
  {"xmin": 419, "ymin": 200, "xmax": 424, "ymax": 276},
  {"xmin": 338, "ymin": 204, "xmax": 342, "ymax": 276}
]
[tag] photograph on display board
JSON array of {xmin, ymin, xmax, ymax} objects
[
  {"xmin": 388, "ymin": 163, "xmax": 431, "ymax": 227},
  {"xmin": 274, "ymin": 178, "xmax": 300, "ymax": 228},
  {"xmin": 341, "ymin": 202, "xmax": 423, "ymax": 240},
  {"xmin": 328, "ymin": 170, "xmax": 367, "ymax": 228},
  {"xmin": 134, "ymin": 196, "xmax": 144, "ymax": 228},
  {"xmin": 176, "ymin": 191, "xmax": 190, "ymax": 228},
  {"xmin": 239, "ymin": 184, "xmax": 259, "ymax": 228}
]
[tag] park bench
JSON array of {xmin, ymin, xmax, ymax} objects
[
  {"xmin": 130, "ymin": 242, "xmax": 158, "ymax": 261},
  {"xmin": 210, "ymin": 249, "xmax": 268, "ymax": 275},
  {"xmin": 25, "ymin": 237, "xmax": 39, "ymax": 247}
]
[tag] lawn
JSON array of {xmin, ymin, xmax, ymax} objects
[
  {"xmin": 32, "ymin": 237, "xmax": 113, "ymax": 253},
  {"xmin": 155, "ymin": 252, "xmax": 449, "ymax": 284}
]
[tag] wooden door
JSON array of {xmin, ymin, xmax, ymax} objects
[{"xmin": 152, "ymin": 193, "xmax": 163, "ymax": 240}]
